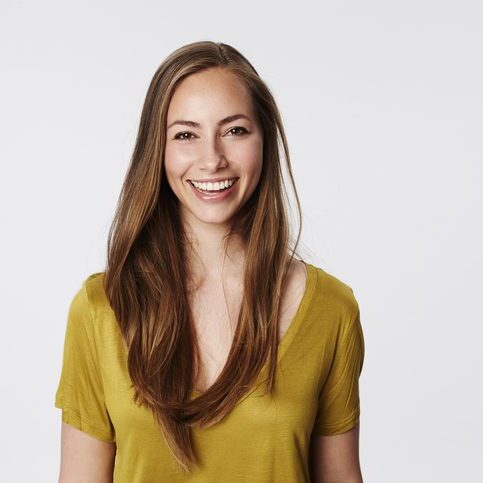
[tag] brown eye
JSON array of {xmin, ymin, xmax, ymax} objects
[
  {"xmin": 227, "ymin": 127, "xmax": 249, "ymax": 136},
  {"xmin": 174, "ymin": 132, "xmax": 196, "ymax": 141}
]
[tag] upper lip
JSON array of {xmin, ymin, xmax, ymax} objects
[{"xmin": 188, "ymin": 176, "xmax": 238, "ymax": 183}]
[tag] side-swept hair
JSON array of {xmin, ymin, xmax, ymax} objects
[{"xmin": 104, "ymin": 40, "xmax": 305, "ymax": 473}]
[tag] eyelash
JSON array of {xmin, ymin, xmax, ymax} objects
[{"xmin": 173, "ymin": 126, "xmax": 249, "ymax": 141}]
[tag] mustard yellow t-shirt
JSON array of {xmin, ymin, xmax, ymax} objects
[{"xmin": 54, "ymin": 262, "xmax": 364, "ymax": 482}]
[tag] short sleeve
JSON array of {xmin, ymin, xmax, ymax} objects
[
  {"xmin": 54, "ymin": 281, "xmax": 116, "ymax": 443},
  {"xmin": 313, "ymin": 307, "xmax": 365, "ymax": 436}
]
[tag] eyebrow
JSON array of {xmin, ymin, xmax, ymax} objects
[{"xmin": 167, "ymin": 113, "xmax": 252, "ymax": 130}]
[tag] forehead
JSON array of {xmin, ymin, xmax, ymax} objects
[{"xmin": 167, "ymin": 68, "xmax": 254, "ymax": 119}]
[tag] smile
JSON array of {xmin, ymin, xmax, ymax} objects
[
  {"xmin": 187, "ymin": 177, "xmax": 239, "ymax": 202},
  {"xmin": 188, "ymin": 177, "xmax": 237, "ymax": 193}
]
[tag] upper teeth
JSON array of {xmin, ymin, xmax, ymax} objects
[{"xmin": 191, "ymin": 178, "xmax": 236, "ymax": 191}]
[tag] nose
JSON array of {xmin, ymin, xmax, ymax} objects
[{"xmin": 199, "ymin": 134, "xmax": 227, "ymax": 171}]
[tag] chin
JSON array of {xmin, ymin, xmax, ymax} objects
[
  {"xmin": 196, "ymin": 213, "xmax": 235, "ymax": 225},
  {"xmin": 181, "ymin": 205, "xmax": 236, "ymax": 225}
]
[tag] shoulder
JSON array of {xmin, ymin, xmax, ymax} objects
[
  {"xmin": 284, "ymin": 258, "xmax": 309, "ymax": 300},
  {"xmin": 307, "ymin": 263, "xmax": 360, "ymax": 336},
  {"xmin": 77, "ymin": 272, "xmax": 112, "ymax": 317}
]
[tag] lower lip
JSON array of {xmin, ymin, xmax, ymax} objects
[{"xmin": 188, "ymin": 179, "xmax": 239, "ymax": 202}]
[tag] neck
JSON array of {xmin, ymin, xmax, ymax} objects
[{"xmin": 183, "ymin": 219, "xmax": 245, "ymax": 288}]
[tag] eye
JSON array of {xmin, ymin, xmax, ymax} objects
[
  {"xmin": 226, "ymin": 126, "xmax": 249, "ymax": 136},
  {"xmin": 173, "ymin": 131, "xmax": 196, "ymax": 141},
  {"xmin": 172, "ymin": 127, "xmax": 249, "ymax": 141}
]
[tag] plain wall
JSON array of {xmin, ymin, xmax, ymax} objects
[{"xmin": 1, "ymin": 0, "xmax": 482, "ymax": 481}]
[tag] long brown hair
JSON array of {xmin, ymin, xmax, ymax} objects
[{"xmin": 104, "ymin": 40, "xmax": 305, "ymax": 473}]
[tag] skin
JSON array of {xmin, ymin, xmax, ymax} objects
[
  {"xmin": 58, "ymin": 66, "xmax": 362, "ymax": 482},
  {"xmin": 58, "ymin": 422, "xmax": 115, "ymax": 482},
  {"xmin": 164, "ymin": 66, "xmax": 265, "ymax": 391},
  {"xmin": 164, "ymin": 66, "xmax": 264, "ymax": 285},
  {"xmin": 309, "ymin": 423, "xmax": 363, "ymax": 482}
]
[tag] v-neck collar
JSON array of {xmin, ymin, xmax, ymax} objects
[
  {"xmin": 191, "ymin": 261, "xmax": 318, "ymax": 397},
  {"xmin": 272, "ymin": 261, "xmax": 318, "ymax": 366}
]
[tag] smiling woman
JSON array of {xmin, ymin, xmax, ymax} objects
[
  {"xmin": 54, "ymin": 40, "xmax": 365, "ymax": 482},
  {"xmin": 164, "ymin": 67, "xmax": 263, "ymax": 222}
]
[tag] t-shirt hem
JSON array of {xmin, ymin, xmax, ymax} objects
[
  {"xmin": 312, "ymin": 406, "xmax": 360, "ymax": 436},
  {"xmin": 55, "ymin": 399, "xmax": 116, "ymax": 443}
]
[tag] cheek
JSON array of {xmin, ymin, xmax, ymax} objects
[
  {"xmin": 245, "ymin": 146, "xmax": 263, "ymax": 181},
  {"xmin": 164, "ymin": 145, "xmax": 189, "ymax": 181},
  {"xmin": 230, "ymin": 139, "xmax": 263, "ymax": 172}
]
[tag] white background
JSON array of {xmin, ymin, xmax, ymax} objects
[{"xmin": 1, "ymin": 0, "xmax": 482, "ymax": 481}]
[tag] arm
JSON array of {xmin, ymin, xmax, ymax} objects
[
  {"xmin": 55, "ymin": 281, "xmax": 117, "ymax": 482},
  {"xmin": 59, "ymin": 422, "xmax": 116, "ymax": 483},
  {"xmin": 310, "ymin": 298, "xmax": 365, "ymax": 482},
  {"xmin": 309, "ymin": 423, "xmax": 362, "ymax": 483}
]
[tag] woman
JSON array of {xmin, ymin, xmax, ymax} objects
[{"xmin": 55, "ymin": 41, "xmax": 365, "ymax": 482}]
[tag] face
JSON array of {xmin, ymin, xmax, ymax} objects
[{"xmin": 164, "ymin": 67, "xmax": 264, "ymax": 231}]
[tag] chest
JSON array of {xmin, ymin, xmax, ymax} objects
[
  {"xmin": 190, "ymin": 262, "xmax": 307, "ymax": 392},
  {"xmin": 98, "ymin": 260, "xmax": 324, "ymax": 478}
]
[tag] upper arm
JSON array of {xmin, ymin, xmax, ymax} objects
[
  {"xmin": 309, "ymin": 423, "xmax": 362, "ymax": 482},
  {"xmin": 59, "ymin": 421, "xmax": 116, "ymax": 483},
  {"xmin": 55, "ymin": 280, "xmax": 117, "ymax": 481},
  {"xmin": 313, "ymin": 304, "xmax": 365, "ymax": 436},
  {"xmin": 310, "ymin": 298, "xmax": 365, "ymax": 481}
]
